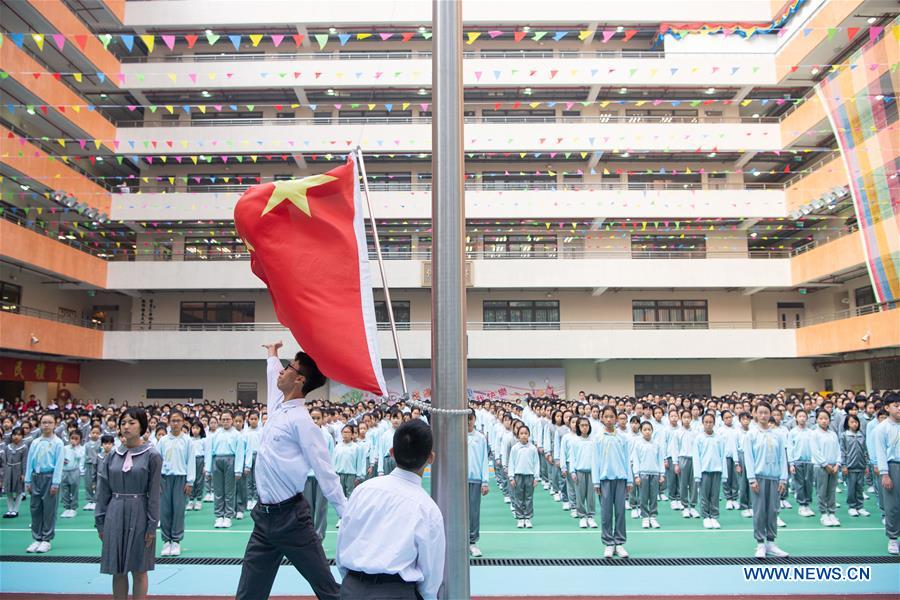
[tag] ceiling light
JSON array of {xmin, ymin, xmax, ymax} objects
[
  {"xmin": 522, "ymin": 26, "xmax": 531, "ymax": 32},
  {"xmin": 705, "ymin": 87, "xmax": 716, "ymax": 95},
  {"xmin": 875, "ymin": 94, "xmax": 884, "ymax": 100},
  {"xmin": 99, "ymin": 93, "xmax": 108, "ymax": 98},
  {"xmin": 205, "ymin": 29, "xmax": 213, "ymax": 36},
  {"xmin": 96, "ymin": 156, "xmax": 104, "ymax": 162},
  {"xmin": 418, "ymin": 26, "xmax": 427, "ymax": 33},
  {"xmin": 752, "ymin": 113, "xmax": 760, "ymax": 118},
  {"xmin": 708, "ymin": 152, "xmax": 716, "ymax": 158},
  {"xmin": 417, "ymin": 88, "xmax": 427, "ymax": 95},
  {"xmin": 326, "ymin": 88, "xmax": 335, "ymax": 96},
  {"xmin": 811, "ymin": 67, "xmax": 820, "ymax": 75},
  {"xmin": 523, "ymin": 87, "xmax": 533, "ymax": 95},
  {"xmin": 328, "ymin": 27, "xmax": 337, "ymax": 34},
  {"xmin": 621, "ymin": 152, "xmax": 630, "ymax": 158},
  {"xmin": 867, "ymin": 17, "xmax": 877, "ymax": 24},
  {"xmin": 618, "ymin": 87, "xmax": 627, "ymax": 94},
  {"xmin": 750, "ymin": 232, "xmax": 758, "ymax": 239},
  {"xmin": 201, "ymin": 90, "xmax": 211, "ymax": 98},
  {"xmin": 19, "ymin": 184, "xmax": 29, "ymax": 191},
  {"xmin": 616, "ymin": 26, "xmax": 624, "ymax": 33}
]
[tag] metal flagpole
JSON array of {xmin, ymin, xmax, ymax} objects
[
  {"xmin": 431, "ymin": 0, "xmax": 470, "ymax": 598},
  {"xmin": 355, "ymin": 146, "xmax": 408, "ymax": 396}
]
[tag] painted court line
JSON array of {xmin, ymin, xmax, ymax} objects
[{"xmin": 1, "ymin": 527, "xmax": 886, "ymax": 535}]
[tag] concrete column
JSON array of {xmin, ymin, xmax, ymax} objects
[{"xmin": 863, "ymin": 361, "xmax": 873, "ymax": 392}]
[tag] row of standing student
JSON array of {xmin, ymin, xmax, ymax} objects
[{"xmin": 477, "ymin": 393, "xmax": 900, "ymax": 557}]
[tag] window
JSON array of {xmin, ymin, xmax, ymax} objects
[
  {"xmin": 632, "ymin": 300, "xmax": 708, "ymax": 329},
  {"xmin": 631, "ymin": 235, "xmax": 706, "ymax": 258},
  {"xmin": 0, "ymin": 281, "xmax": 22, "ymax": 312},
  {"xmin": 179, "ymin": 301, "xmax": 255, "ymax": 326},
  {"xmin": 187, "ymin": 173, "xmax": 260, "ymax": 189},
  {"xmin": 275, "ymin": 112, "xmax": 295, "ymax": 120},
  {"xmin": 58, "ymin": 307, "xmax": 78, "ymax": 324},
  {"xmin": 374, "ymin": 301, "xmax": 411, "ymax": 330},
  {"xmin": 191, "ymin": 111, "xmax": 263, "ymax": 125},
  {"xmin": 368, "ymin": 235, "xmax": 412, "ymax": 258},
  {"xmin": 483, "ymin": 234, "xmax": 557, "ymax": 258},
  {"xmin": 855, "ymin": 285, "xmax": 876, "ymax": 308},
  {"xmin": 481, "ymin": 109, "xmax": 555, "ymax": 122},
  {"xmin": 184, "ymin": 237, "xmax": 247, "ymax": 260},
  {"xmin": 483, "ymin": 300, "xmax": 559, "ymax": 329},
  {"xmin": 634, "ymin": 374, "xmax": 711, "ymax": 397},
  {"xmin": 147, "ymin": 388, "xmax": 204, "ymax": 400}
]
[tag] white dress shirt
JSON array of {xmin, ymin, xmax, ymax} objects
[
  {"xmin": 336, "ymin": 469, "xmax": 445, "ymax": 600},
  {"xmin": 255, "ymin": 357, "xmax": 346, "ymax": 513}
]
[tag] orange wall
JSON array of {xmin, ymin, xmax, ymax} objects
[
  {"xmin": 1, "ymin": 43, "xmax": 116, "ymax": 149},
  {"xmin": 796, "ymin": 309, "xmax": 900, "ymax": 356},
  {"xmin": 101, "ymin": 0, "xmax": 125, "ymax": 23},
  {"xmin": 791, "ymin": 229, "xmax": 864, "ymax": 285},
  {"xmin": 775, "ymin": 0, "xmax": 864, "ymax": 80},
  {"xmin": 781, "ymin": 95, "xmax": 827, "ymax": 148},
  {"xmin": 0, "ymin": 311, "xmax": 104, "ymax": 358},
  {"xmin": 0, "ymin": 220, "xmax": 108, "ymax": 288},
  {"xmin": 2, "ymin": 125, "xmax": 112, "ymax": 214},
  {"xmin": 29, "ymin": 0, "xmax": 122, "ymax": 83},
  {"xmin": 786, "ymin": 155, "xmax": 847, "ymax": 211}
]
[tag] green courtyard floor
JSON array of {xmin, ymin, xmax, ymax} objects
[{"xmin": 0, "ymin": 477, "xmax": 888, "ymax": 559}]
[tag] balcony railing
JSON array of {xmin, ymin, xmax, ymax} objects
[{"xmin": 0, "ymin": 304, "xmax": 107, "ymax": 329}]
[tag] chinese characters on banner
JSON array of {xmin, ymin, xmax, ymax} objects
[{"xmin": 0, "ymin": 358, "xmax": 80, "ymax": 384}]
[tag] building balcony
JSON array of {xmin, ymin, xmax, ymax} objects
[{"xmin": 0, "ymin": 308, "xmax": 104, "ymax": 359}]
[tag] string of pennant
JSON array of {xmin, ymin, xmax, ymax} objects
[{"xmin": 2, "ymin": 60, "xmax": 897, "ymax": 85}]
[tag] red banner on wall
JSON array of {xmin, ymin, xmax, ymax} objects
[{"xmin": 0, "ymin": 358, "xmax": 80, "ymax": 383}]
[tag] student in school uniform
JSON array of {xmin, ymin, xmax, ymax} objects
[
  {"xmin": 83, "ymin": 425, "xmax": 102, "ymax": 511},
  {"xmin": 592, "ymin": 406, "xmax": 633, "ymax": 558},
  {"xmin": 671, "ymin": 409, "xmax": 700, "ymax": 519},
  {"xmin": 735, "ymin": 411, "xmax": 753, "ymax": 517},
  {"xmin": 60, "ymin": 429, "xmax": 85, "ymax": 518},
  {"xmin": 508, "ymin": 424, "xmax": 540, "ymax": 528},
  {"xmin": 205, "ymin": 410, "xmax": 245, "ymax": 529},
  {"xmin": 493, "ymin": 415, "xmax": 514, "ymax": 504},
  {"xmin": 559, "ymin": 414, "xmax": 580, "ymax": 517},
  {"xmin": 867, "ymin": 409, "xmax": 889, "ymax": 521},
  {"xmin": 693, "ymin": 412, "xmax": 727, "ymax": 529},
  {"xmin": 2, "ymin": 427, "xmax": 28, "ymax": 518},
  {"xmin": 95, "ymin": 407, "xmax": 162, "ymax": 600},
  {"xmin": 788, "ymin": 408, "xmax": 815, "ymax": 517},
  {"xmin": 305, "ymin": 407, "xmax": 335, "ymax": 542},
  {"xmin": 333, "ymin": 425, "xmax": 365, "ymax": 504},
  {"xmin": 377, "ymin": 409, "xmax": 403, "ymax": 476},
  {"xmin": 336, "ymin": 419, "xmax": 445, "ymax": 600},
  {"xmin": 743, "ymin": 402, "xmax": 789, "ymax": 559},
  {"xmin": 626, "ymin": 416, "xmax": 642, "ymax": 518},
  {"xmin": 811, "ymin": 408, "xmax": 841, "ymax": 527},
  {"xmin": 717, "ymin": 410, "xmax": 740, "ymax": 510},
  {"xmin": 466, "ymin": 410, "xmax": 490, "ymax": 557},
  {"xmin": 665, "ymin": 409, "xmax": 682, "ymax": 510},
  {"xmin": 841, "ymin": 414, "xmax": 869, "ymax": 518},
  {"xmin": 632, "ymin": 420, "xmax": 664, "ymax": 529},
  {"xmin": 873, "ymin": 393, "xmax": 900, "ymax": 555},
  {"xmin": 24, "ymin": 414, "xmax": 65, "ymax": 553},
  {"xmin": 156, "ymin": 410, "xmax": 196, "ymax": 556},
  {"xmin": 569, "ymin": 417, "xmax": 597, "ymax": 529},
  {"xmin": 188, "ymin": 421, "xmax": 206, "ymax": 511},
  {"xmin": 232, "ymin": 413, "xmax": 249, "ymax": 520},
  {"xmin": 244, "ymin": 411, "xmax": 262, "ymax": 509}
]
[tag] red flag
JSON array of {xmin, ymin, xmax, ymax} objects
[{"xmin": 234, "ymin": 155, "xmax": 386, "ymax": 395}]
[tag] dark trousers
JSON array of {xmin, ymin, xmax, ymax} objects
[
  {"xmin": 751, "ymin": 477, "xmax": 780, "ymax": 543},
  {"xmin": 723, "ymin": 458, "xmax": 737, "ymax": 501},
  {"xmin": 846, "ymin": 469, "xmax": 865, "ymax": 510},
  {"xmin": 340, "ymin": 571, "xmax": 422, "ymax": 600},
  {"xmin": 29, "ymin": 472, "xmax": 58, "ymax": 542},
  {"xmin": 236, "ymin": 494, "xmax": 339, "ymax": 600},
  {"xmin": 598, "ymin": 479, "xmax": 627, "ymax": 547},
  {"xmin": 161, "ymin": 474, "xmax": 187, "ymax": 542},
  {"xmin": 468, "ymin": 481, "xmax": 482, "ymax": 544},
  {"xmin": 793, "ymin": 462, "xmax": 814, "ymax": 506}
]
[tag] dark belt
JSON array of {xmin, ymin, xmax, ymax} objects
[
  {"xmin": 257, "ymin": 492, "xmax": 303, "ymax": 513},
  {"xmin": 346, "ymin": 570, "xmax": 409, "ymax": 585}
]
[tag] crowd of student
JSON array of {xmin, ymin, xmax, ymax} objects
[{"xmin": 1, "ymin": 387, "xmax": 899, "ymax": 562}]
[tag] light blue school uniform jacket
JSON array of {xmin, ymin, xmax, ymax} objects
[
  {"xmin": 332, "ymin": 441, "xmax": 366, "ymax": 478},
  {"xmin": 691, "ymin": 432, "xmax": 727, "ymax": 481},
  {"xmin": 467, "ymin": 430, "xmax": 489, "ymax": 484},
  {"xmin": 243, "ymin": 426, "xmax": 262, "ymax": 469},
  {"xmin": 866, "ymin": 418, "xmax": 884, "ymax": 467},
  {"xmin": 157, "ymin": 432, "xmax": 197, "ymax": 484},
  {"xmin": 873, "ymin": 418, "xmax": 900, "ymax": 473},
  {"xmin": 508, "ymin": 441, "xmax": 541, "ymax": 477},
  {"xmin": 742, "ymin": 427, "xmax": 788, "ymax": 483},
  {"xmin": 205, "ymin": 427, "xmax": 246, "ymax": 474},
  {"xmin": 568, "ymin": 436, "xmax": 594, "ymax": 472},
  {"xmin": 631, "ymin": 437, "xmax": 665, "ymax": 476},
  {"xmin": 810, "ymin": 427, "xmax": 841, "ymax": 468},
  {"xmin": 62, "ymin": 444, "xmax": 85, "ymax": 474},
  {"xmin": 668, "ymin": 426, "xmax": 698, "ymax": 459},
  {"xmin": 787, "ymin": 426, "xmax": 813, "ymax": 464},
  {"xmin": 591, "ymin": 430, "xmax": 632, "ymax": 482},
  {"xmin": 24, "ymin": 435, "xmax": 65, "ymax": 486}
]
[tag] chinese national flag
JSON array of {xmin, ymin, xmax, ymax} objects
[{"xmin": 234, "ymin": 155, "xmax": 386, "ymax": 395}]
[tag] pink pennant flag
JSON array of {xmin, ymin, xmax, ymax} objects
[
  {"xmin": 271, "ymin": 34, "xmax": 285, "ymax": 47},
  {"xmin": 379, "ymin": 33, "xmax": 394, "ymax": 41},
  {"xmin": 869, "ymin": 26, "xmax": 884, "ymax": 42},
  {"xmin": 475, "ymin": 71, "xmax": 483, "ymax": 81},
  {"xmin": 488, "ymin": 30, "xmax": 503, "ymax": 38},
  {"xmin": 601, "ymin": 30, "xmax": 616, "ymax": 43},
  {"xmin": 51, "ymin": 34, "xmax": 65, "ymax": 51},
  {"xmin": 162, "ymin": 35, "xmax": 176, "ymax": 50},
  {"xmin": 188, "ymin": 73, "xmax": 198, "ymax": 83},
  {"xmin": 420, "ymin": 103, "xmax": 429, "ymax": 111}
]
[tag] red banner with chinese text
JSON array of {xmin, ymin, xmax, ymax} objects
[{"xmin": 0, "ymin": 358, "xmax": 80, "ymax": 383}]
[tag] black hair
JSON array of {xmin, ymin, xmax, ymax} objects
[
  {"xmin": 100, "ymin": 434, "xmax": 115, "ymax": 445},
  {"xmin": 756, "ymin": 401, "xmax": 773, "ymax": 413},
  {"xmin": 392, "ymin": 420, "xmax": 433, "ymax": 471},
  {"xmin": 577, "ymin": 417, "xmax": 592, "ymax": 437},
  {"xmin": 640, "ymin": 420, "xmax": 654, "ymax": 431},
  {"xmin": 119, "ymin": 407, "xmax": 149, "ymax": 435},
  {"xmin": 843, "ymin": 413, "xmax": 861, "ymax": 431},
  {"xmin": 10, "ymin": 426, "xmax": 23, "ymax": 438},
  {"xmin": 629, "ymin": 415, "xmax": 641, "ymax": 424},
  {"xmin": 702, "ymin": 411, "xmax": 716, "ymax": 422},
  {"xmin": 884, "ymin": 392, "xmax": 900, "ymax": 406},
  {"xmin": 600, "ymin": 405, "xmax": 616, "ymax": 418},
  {"xmin": 738, "ymin": 411, "xmax": 752, "ymax": 420},
  {"xmin": 815, "ymin": 408, "xmax": 831, "ymax": 421},
  {"xmin": 68, "ymin": 429, "xmax": 82, "ymax": 440},
  {"xmin": 294, "ymin": 351, "xmax": 327, "ymax": 395},
  {"xmin": 169, "ymin": 409, "xmax": 184, "ymax": 420},
  {"xmin": 190, "ymin": 419, "xmax": 206, "ymax": 438}
]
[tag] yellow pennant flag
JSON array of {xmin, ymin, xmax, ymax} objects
[
  {"xmin": 356, "ymin": 33, "xmax": 372, "ymax": 40},
  {"xmin": 93, "ymin": 140, "xmax": 101, "ymax": 149},
  {"xmin": 466, "ymin": 32, "xmax": 481, "ymax": 45},
  {"xmin": 57, "ymin": 139, "xmax": 66, "ymax": 148},
  {"xmin": 72, "ymin": 105, "xmax": 81, "ymax": 113},
  {"xmin": 168, "ymin": 177, "xmax": 175, "ymax": 185},
  {"xmin": 367, "ymin": 103, "xmax": 376, "ymax": 110},
  {"xmin": 190, "ymin": 156, "xmax": 198, "ymax": 164},
  {"xmin": 73, "ymin": 73, "xmax": 83, "ymax": 82},
  {"xmin": 198, "ymin": 105, "xmax": 207, "ymax": 113},
  {"xmin": 167, "ymin": 73, "xmax": 177, "ymax": 82},
  {"xmin": 529, "ymin": 102, "xmax": 540, "ymax": 109},
  {"xmin": 31, "ymin": 34, "xmax": 44, "ymax": 51},
  {"xmin": 250, "ymin": 155, "xmax": 258, "ymax": 162},
  {"xmin": 165, "ymin": 105, "xmax": 174, "ymax": 113},
  {"xmin": 159, "ymin": 156, "xmax": 167, "ymax": 163},
  {"xmin": 249, "ymin": 34, "xmax": 263, "ymax": 47},
  {"xmin": 402, "ymin": 102, "xmax": 410, "ymax": 110},
  {"xmin": 140, "ymin": 34, "xmax": 155, "ymax": 53},
  {"xmin": 578, "ymin": 30, "xmax": 592, "ymax": 41}
]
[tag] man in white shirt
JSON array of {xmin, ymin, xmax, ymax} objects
[
  {"xmin": 236, "ymin": 342, "xmax": 347, "ymax": 600},
  {"xmin": 336, "ymin": 419, "xmax": 445, "ymax": 600}
]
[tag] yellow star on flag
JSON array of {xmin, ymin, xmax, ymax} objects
[{"xmin": 260, "ymin": 174, "xmax": 338, "ymax": 217}]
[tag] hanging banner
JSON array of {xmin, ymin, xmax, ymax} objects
[
  {"xmin": 0, "ymin": 357, "xmax": 81, "ymax": 383},
  {"xmin": 815, "ymin": 20, "xmax": 899, "ymax": 303}
]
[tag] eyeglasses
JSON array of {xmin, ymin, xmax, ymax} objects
[{"xmin": 282, "ymin": 361, "xmax": 300, "ymax": 375}]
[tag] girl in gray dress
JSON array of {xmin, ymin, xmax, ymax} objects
[
  {"xmin": 95, "ymin": 408, "xmax": 162, "ymax": 600},
  {"xmin": 3, "ymin": 428, "xmax": 28, "ymax": 517}
]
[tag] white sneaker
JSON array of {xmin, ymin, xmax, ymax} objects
[
  {"xmin": 821, "ymin": 515, "xmax": 832, "ymax": 527},
  {"xmin": 524, "ymin": 519, "xmax": 533, "ymax": 529},
  {"xmin": 670, "ymin": 500, "xmax": 678, "ymax": 510},
  {"xmin": 867, "ymin": 485, "xmax": 875, "ymax": 493},
  {"xmin": 888, "ymin": 540, "xmax": 899, "ymax": 555},
  {"xmin": 650, "ymin": 517, "xmax": 660, "ymax": 528},
  {"xmin": 247, "ymin": 500, "xmax": 257, "ymax": 509},
  {"xmin": 631, "ymin": 508, "xmax": 640, "ymax": 519},
  {"xmin": 562, "ymin": 502, "xmax": 570, "ymax": 510},
  {"xmin": 570, "ymin": 509, "xmax": 578, "ymax": 518},
  {"xmin": 766, "ymin": 542, "xmax": 789, "ymax": 558},
  {"xmin": 702, "ymin": 518, "xmax": 711, "ymax": 528},
  {"xmin": 835, "ymin": 486, "xmax": 842, "ymax": 493},
  {"xmin": 858, "ymin": 508, "xmax": 871, "ymax": 517},
  {"xmin": 642, "ymin": 518, "xmax": 650, "ymax": 529},
  {"xmin": 848, "ymin": 508, "xmax": 859, "ymax": 517},
  {"xmin": 336, "ymin": 518, "xmax": 341, "ymax": 529},
  {"xmin": 26, "ymin": 541, "xmax": 40, "ymax": 553},
  {"xmin": 604, "ymin": 545, "xmax": 615, "ymax": 558},
  {"xmin": 614, "ymin": 545, "xmax": 629, "ymax": 558},
  {"xmin": 741, "ymin": 509, "xmax": 753, "ymax": 518},
  {"xmin": 170, "ymin": 542, "xmax": 181, "ymax": 556},
  {"xmin": 579, "ymin": 518, "xmax": 588, "ymax": 528},
  {"xmin": 469, "ymin": 544, "xmax": 482, "ymax": 557},
  {"xmin": 35, "ymin": 541, "xmax": 50, "ymax": 553},
  {"xmin": 712, "ymin": 519, "xmax": 721, "ymax": 529},
  {"xmin": 691, "ymin": 508, "xmax": 700, "ymax": 518},
  {"xmin": 755, "ymin": 543, "xmax": 767, "ymax": 559},
  {"xmin": 223, "ymin": 518, "xmax": 232, "ymax": 528},
  {"xmin": 863, "ymin": 492, "xmax": 870, "ymax": 500},
  {"xmin": 725, "ymin": 500, "xmax": 733, "ymax": 510},
  {"xmin": 516, "ymin": 519, "xmax": 525, "ymax": 528},
  {"xmin": 503, "ymin": 496, "xmax": 511, "ymax": 504},
  {"xmin": 553, "ymin": 492, "xmax": 561, "ymax": 502},
  {"xmin": 161, "ymin": 541, "xmax": 172, "ymax": 556},
  {"xmin": 776, "ymin": 517, "xmax": 786, "ymax": 527},
  {"xmin": 587, "ymin": 517, "xmax": 598, "ymax": 528},
  {"xmin": 204, "ymin": 493, "xmax": 213, "ymax": 502},
  {"xmin": 214, "ymin": 517, "xmax": 224, "ymax": 528},
  {"xmin": 782, "ymin": 500, "xmax": 792, "ymax": 509},
  {"xmin": 235, "ymin": 511, "xmax": 244, "ymax": 520},
  {"xmin": 660, "ymin": 494, "xmax": 669, "ymax": 501},
  {"xmin": 830, "ymin": 514, "xmax": 840, "ymax": 527},
  {"xmin": 83, "ymin": 503, "xmax": 93, "ymax": 510},
  {"xmin": 683, "ymin": 508, "xmax": 692, "ymax": 518},
  {"xmin": 542, "ymin": 482, "xmax": 550, "ymax": 490}
]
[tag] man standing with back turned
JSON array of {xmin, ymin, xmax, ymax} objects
[{"xmin": 236, "ymin": 341, "xmax": 346, "ymax": 600}]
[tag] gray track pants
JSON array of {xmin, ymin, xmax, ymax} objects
[
  {"xmin": 303, "ymin": 476, "xmax": 328, "ymax": 541},
  {"xmin": 750, "ymin": 477, "xmax": 780, "ymax": 543},
  {"xmin": 29, "ymin": 472, "xmax": 58, "ymax": 542},
  {"xmin": 638, "ymin": 474, "xmax": 660, "ymax": 518},
  {"xmin": 161, "ymin": 474, "xmax": 187, "ymax": 542},
  {"xmin": 212, "ymin": 455, "xmax": 236, "ymax": 518},
  {"xmin": 598, "ymin": 479, "xmax": 627, "ymax": 547},
  {"xmin": 792, "ymin": 462, "xmax": 814, "ymax": 507},
  {"xmin": 699, "ymin": 472, "xmax": 722, "ymax": 519},
  {"xmin": 816, "ymin": 467, "xmax": 838, "ymax": 514},
  {"xmin": 574, "ymin": 470, "xmax": 595, "ymax": 518}
]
